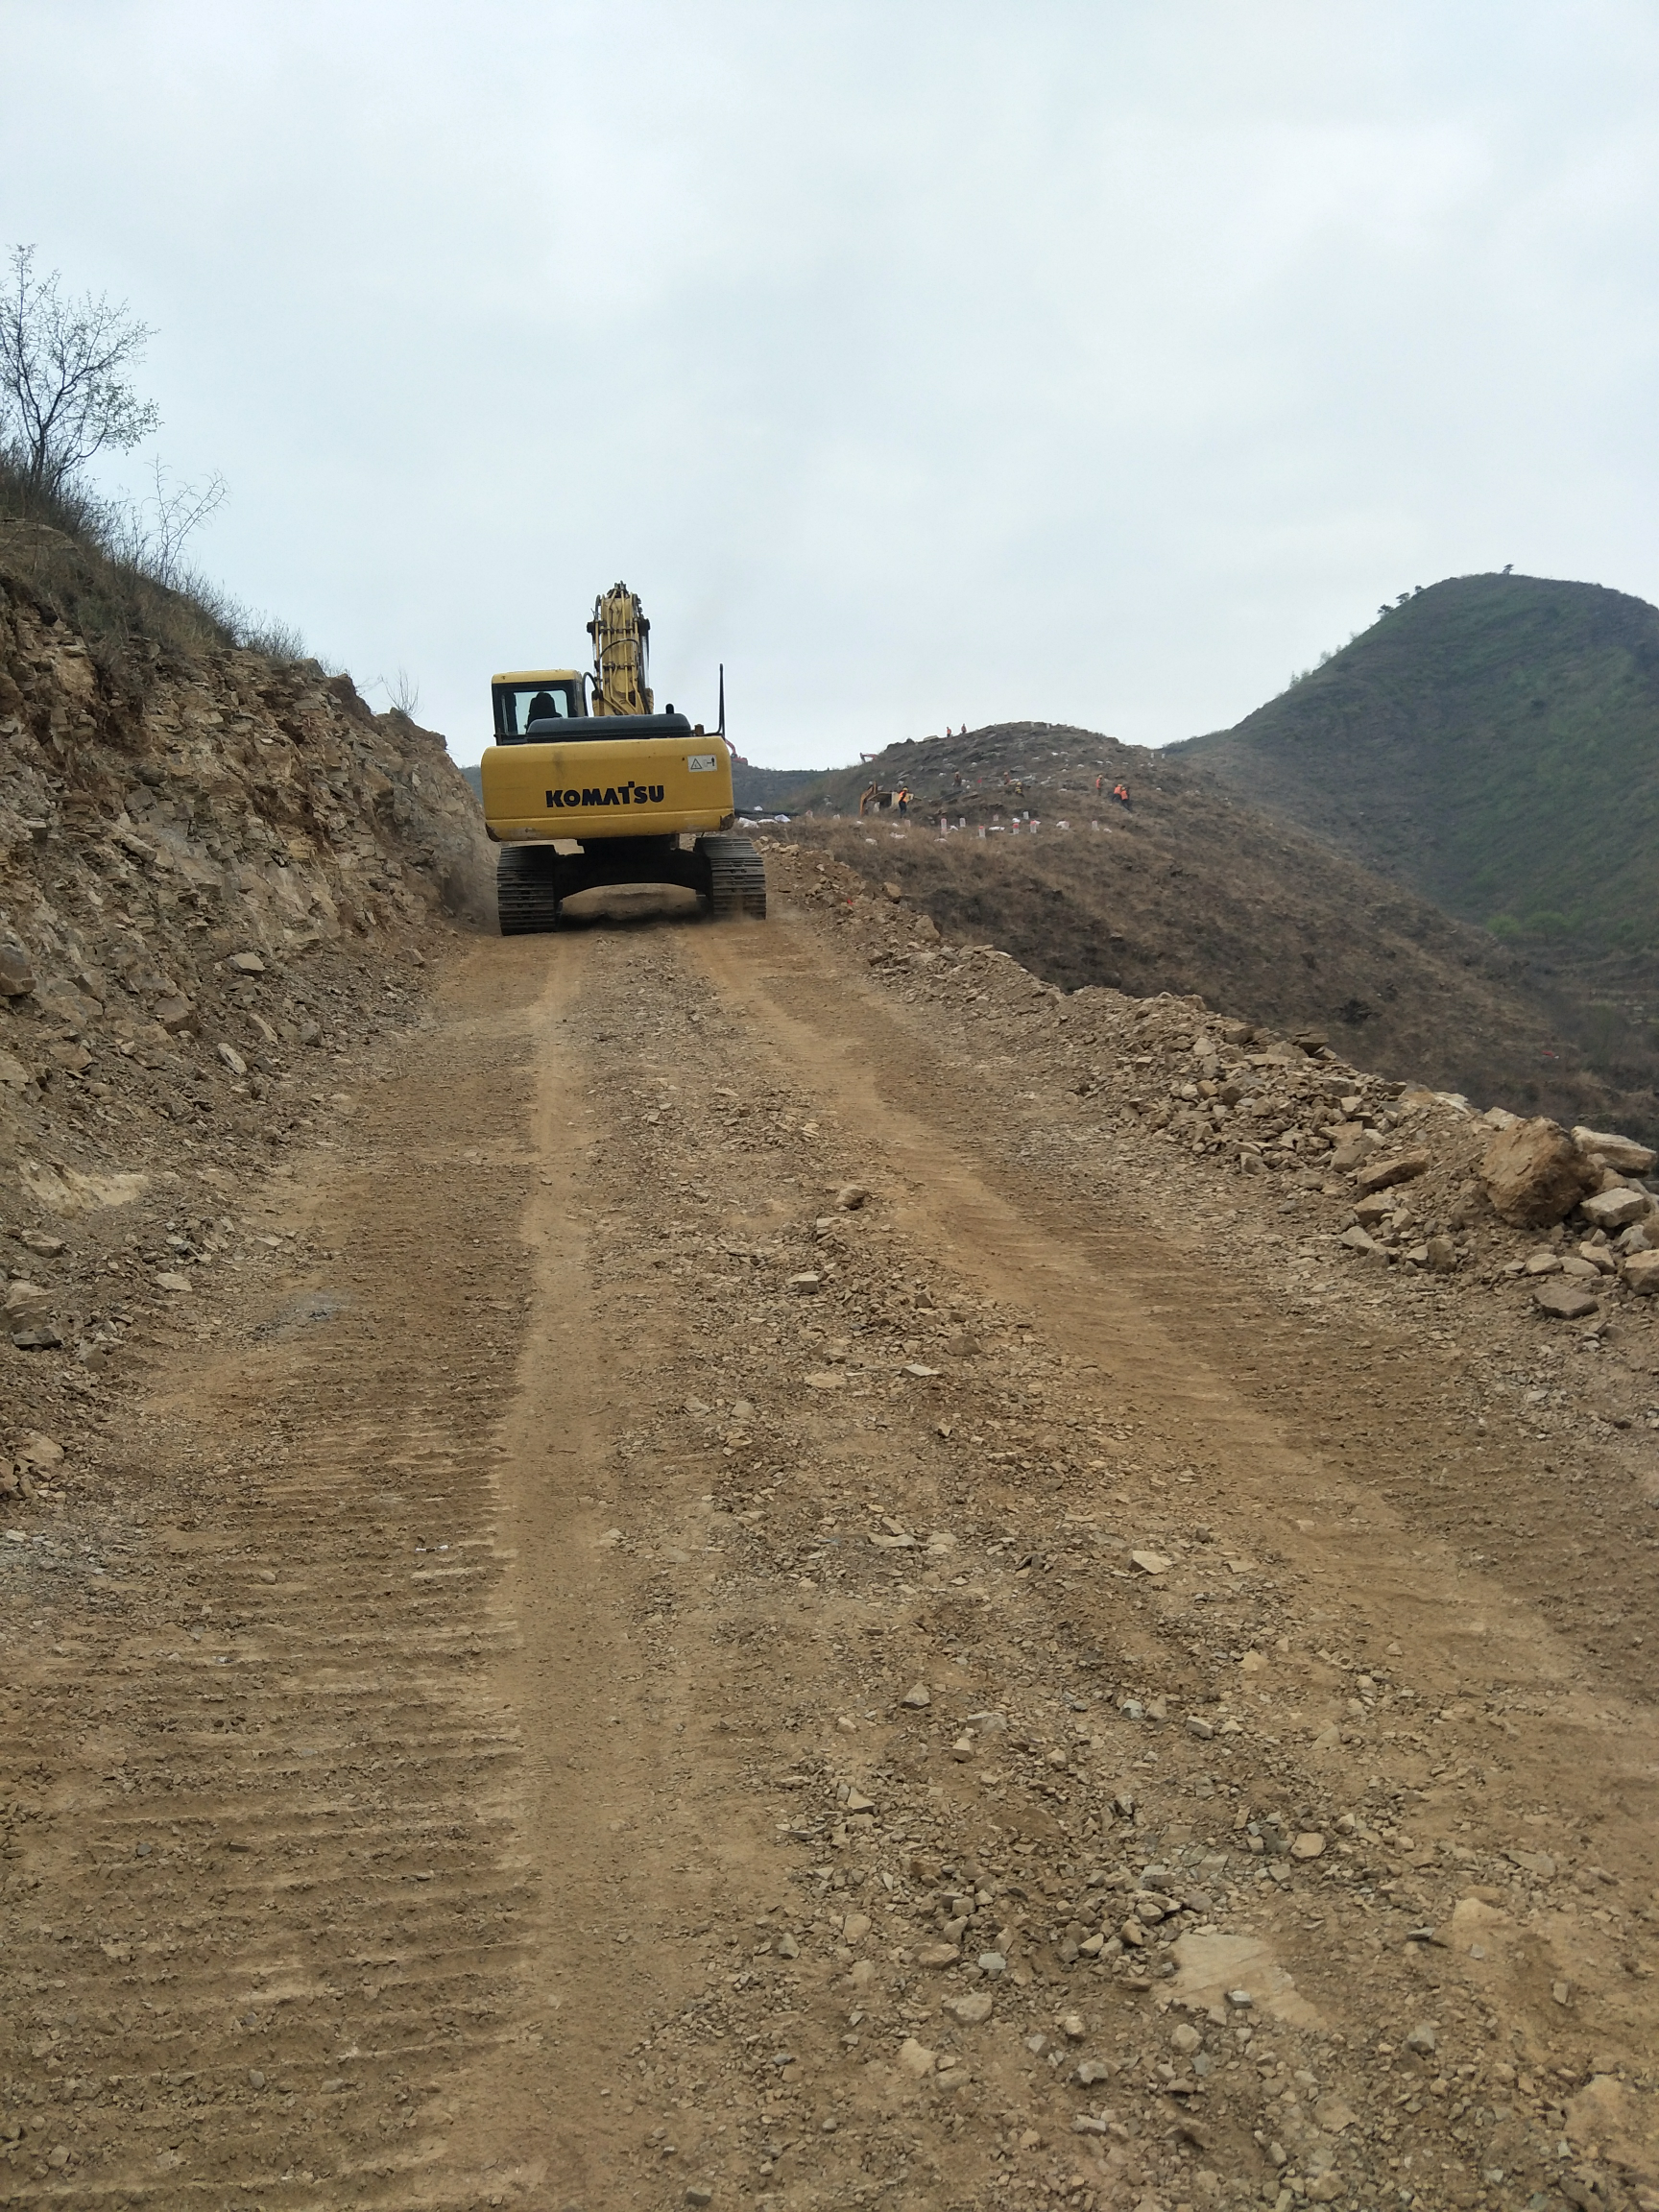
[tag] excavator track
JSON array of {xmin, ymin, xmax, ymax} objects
[
  {"xmin": 496, "ymin": 834, "xmax": 766, "ymax": 933},
  {"xmin": 699, "ymin": 833, "xmax": 767, "ymax": 921},
  {"xmin": 496, "ymin": 846, "xmax": 566, "ymax": 935}
]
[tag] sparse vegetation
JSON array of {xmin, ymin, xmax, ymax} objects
[
  {"xmin": 0, "ymin": 247, "xmax": 307, "ymax": 690},
  {"xmin": 0, "ymin": 245, "xmax": 158, "ymax": 494},
  {"xmin": 0, "ymin": 452, "xmax": 305, "ymax": 690}
]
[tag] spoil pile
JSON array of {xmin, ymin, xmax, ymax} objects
[
  {"xmin": 771, "ymin": 841, "xmax": 1659, "ymax": 1339},
  {"xmin": 784, "ymin": 775, "xmax": 1658, "ymax": 1144}
]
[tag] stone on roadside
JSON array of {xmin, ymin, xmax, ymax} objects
[
  {"xmin": 1532, "ymin": 1281, "xmax": 1599, "ymax": 1320},
  {"xmin": 1623, "ymin": 1250, "xmax": 1659, "ymax": 1295},
  {"xmin": 20, "ymin": 1231, "xmax": 65, "ymax": 1255},
  {"xmin": 943, "ymin": 1992, "xmax": 994, "ymax": 2026},
  {"xmin": 228, "ymin": 950, "xmax": 266, "ymax": 974},
  {"xmin": 835, "ymin": 1184, "xmax": 869, "ymax": 1211},
  {"xmin": 1581, "ymin": 1186, "xmax": 1649, "ymax": 1233},
  {"xmin": 1290, "ymin": 1832, "xmax": 1325, "ymax": 1859},
  {"xmin": 786, "ymin": 1272, "xmax": 821, "ymax": 1295},
  {"xmin": 156, "ymin": 1271, "xmax": 193, "ymax": 1294},
  {"xmin": 1129, "ymin": 1549, "xmax": 1170, "ymax": 1575},
  {"xmin": 1481, "ymin": 1117, "xmax": 1599, "ymax": 1227},
  {"xmin": 1405, "ymin": 2023, "xmax": 1437, "ymax": 2055},
  {"xmin": 918, "ymin": 1942, "xmax": 960, "ymax": 1967},
  {"xmin": 153, "ymin": 996, "xmax": 197, "ymax": 1035},
  {"xmin": 1061, "ymin": 2012, "xmax": 1085, "ymax": 2040},
  {"xmin": 882, "ymin": 881, "xmax": 902, "ymax": 902},
  {"xmin": 1171, "ymin": 2022, "xmax": 1202, "ymax": 2055},
  {"xmin": 16, "ymin": 1432, "xmax": 63, "ymax": 1470},
  {"xmin": 1353, "ymin": 1150, "xmax": 1431, "ymax": 1195},
  {"xmin": 897, "ymin": 2037, "xmax": 935, "ymax": 2078},
  {"xmin": 217, "ymin": 1043, "xmax": 249, "ymax": 1077},
  {"xmin": 900, "ymin": 1682, "xmax": 931, "ymax": 1708},
  {"xmin": 0, "ymin": 1050, "xmax": 31, "ymax": 1092},
  {"xmin": 2, "ymin": 1281, "xmax": 53, "ymax": 1320},
  {"xmin": 1425, "ymin": 1234, "xmax": 1457, "ymax": 1273},
  {"xmin": 1574, "ymin": 1125, "xmax": 1657, "ymax": 1176}
]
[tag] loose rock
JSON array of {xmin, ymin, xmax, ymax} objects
[{"xmin": 1481, "ymin": 1117, "xmax": 1599, "ymax": 1227}]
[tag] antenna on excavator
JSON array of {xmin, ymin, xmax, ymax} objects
[{"xmin": 718, "ymin": 662, "xmax": 726, "ymax": 738}]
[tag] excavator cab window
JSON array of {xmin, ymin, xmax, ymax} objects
[{"xmin": 493, "ymin": 680, "xmax": 584, "ymax": 740}]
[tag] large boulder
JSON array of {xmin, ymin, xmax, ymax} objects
[
  {"xmin": 1481, "ymin": 1118, "xmax": 1599, "ymax": 1228},
  {"xmin": 1624, "ymin": 1250, "xmax": 1659, "ymax": 1296}
]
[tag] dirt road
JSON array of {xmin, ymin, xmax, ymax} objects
[{"xmin": 3, "ymin": 881, "xmax": 1655, "ymax": 2212}]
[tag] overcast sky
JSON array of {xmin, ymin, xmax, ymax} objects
[{"xmin": 5, "ymin": 2, "xmax": 1658, "ymax": 767}]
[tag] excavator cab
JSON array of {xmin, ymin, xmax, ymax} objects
[{"xmin": 493, "ymin": 672, "xmax": 586, "ymax": 739}]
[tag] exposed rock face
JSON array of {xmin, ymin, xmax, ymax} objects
[
  {"xmin": 1480, "ymin": 1118, "xmax": 1599, "ymax": 1228},
  {"xmin": 0, "ymin": 565, "xmax": 493, "ymax": 1206}
]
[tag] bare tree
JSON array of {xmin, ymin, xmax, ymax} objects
[
  {"xmin": 0, "ymin": 245, "xmax": 160, "ymax": 494},
  {"xmin": 385, "ymin": 667, "xmax": 421, "ymax": 717},
  {"xmin": 108, "ymin": 457, "xmax": 228, "ymax": 589}
]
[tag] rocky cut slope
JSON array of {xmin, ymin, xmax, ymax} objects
[{"xmin": 0, "ymin": 560, "xmax": 491, "ymax": 1413}]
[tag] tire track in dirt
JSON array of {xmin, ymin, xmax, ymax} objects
[{"xmin": 0, "ymin": 956, "xmax": 547, "ymax": 2207}]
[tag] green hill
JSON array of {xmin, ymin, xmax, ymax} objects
[{"xmin": 1172, "ymin": 571, "xmax": 1659, "ymax": 957}]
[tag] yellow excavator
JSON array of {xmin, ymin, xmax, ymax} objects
[{"xmin": 479, "ymin": 583, "xmax": 766, "ymax": 933}]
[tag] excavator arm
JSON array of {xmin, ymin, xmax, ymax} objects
[{"xmin": 586, "ymin": 583, "xmax": 654, "ymax": 717}]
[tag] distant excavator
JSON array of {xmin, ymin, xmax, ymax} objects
[{"xmin": 479, "ymin": 583, "xmax": 766, "ymax": 934}]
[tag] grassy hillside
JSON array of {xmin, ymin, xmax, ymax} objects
[{"xmin": 1172, "ymin": 571, "xmax": 1659, "ymax": 956}]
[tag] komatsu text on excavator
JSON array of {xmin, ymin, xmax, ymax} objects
[{"xmin": 480, "ymin": 584, "xmax": 767, "ymax": 934}]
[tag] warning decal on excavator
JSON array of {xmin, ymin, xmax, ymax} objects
[{"xmin": 687, "ymin": 755, "xmax": 717, "ymax": 772}]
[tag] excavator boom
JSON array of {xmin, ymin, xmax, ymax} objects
[{"xmin": 587, "ymin": 583, "xmax": 653, "ymax": 716}]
